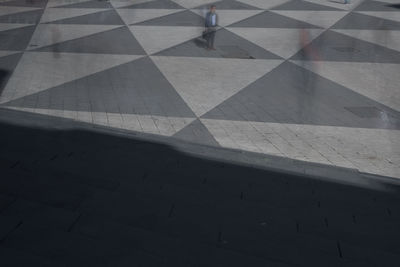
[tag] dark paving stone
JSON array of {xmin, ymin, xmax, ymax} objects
[
  {"xmin": 122, "ymin": 0, "xmax": 183, "ymax": 9},
  {"xmin": 0, "ymin": 194, "xmax": 15, "ymax": 213},
  {"xmin": 0, "ymin": 215, "xmax": 20, "ymax": 241},
  {"xmin": 135, "ymin": 10, "xmax": 205, "ymax": 26},
  {"xmin": 78, "ymin": 196, "xmax": 172, "ymax": 234},
  {"xmin": 194, "ymin": 0, "xmax": 261, "ymax": 10},
  {"xmin": 56, "ymin": 0, "xmax": 112, "ymax": 8},
  {"xmin": 2, "ymin": 224, "xmax": 161, "ymax": 266},
  {"xmin": 73, "ymin": 214, "xmax": 295, "ymax": 267},
  {"xmin": 0, "ymin": 0, "xmax": 48, "ymax": 8},
  {"xmin": 355, "ymin": 0, "xmax": 400, "ymax": 11},
  {"xmin": 0, "ymin": 26, "xmax": 35, "ymax": 50},
  {"xmin": 0, "ymin": 171, "xmax": 85, "ymax": 210},
  {"xmin": 0, "ymin": 8, "xmax": 43, "ymax": 24},
  {"xmin": 173, "ymin": 119, "xmax": 220, "ymax": 147},
  {"xmin": 229, "ymin": 10, "xmax": 321, "ymax": 28},
  {"xmin": 47, "ymin": 9, "xmax": 124, "ymax": 25},
  {"xmin": 0, "ymin": 109, "xmax": 398, "ymax": 267},
  {"xmin": 0, "ymin": 245, "xmax": 62, "ymax": 267},
  {"xmin": 4, "ymin": 57, "xmax": 196, "ymax": 117},
  {"xmin": 202, "ymin": 61, "xmax": 400, "ymax": 129},
  {"xmin": 332, "ymin": 12, "xmax": 400, "ymax": 30},
  {"xmin": 35, "ymin": 26, "xmax": 146, "ymax": 54},
  {"xmin": 291, "ymin": 29, "xmax": 400, "ymax": 63},
  {"xmin": 155, "ymin": 28, "xmax": 281, "ymax": 59},
  {"xmin": 272, "ymin": 0, "xmax": 342, "ymax": 10},
  {"xmin": 1, "ymin": 199, "xmax": 81, "ymax": 231},
  {"xmin": 339, "ymin": 242, "xmax": 400, "ymax": 267}
]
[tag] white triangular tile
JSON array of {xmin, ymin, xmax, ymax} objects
[
  {"xmin": 46, "ymin": 0, "xmax": 93, "ymax": 8},
  {"xmin": 0, "ymin": 23, "xmax": 33, "ymax": 32},
  {"xmin": 190, "ymin": 9, "xmax": 264, "ymax": 27},
  {"xmin": 237, "ymin": 0, "xmax": 290, "ymax": 9},
  {"xmin": 40, "ymin": 7, "xmax": 108, "ymax": 23},
  {"xmin": 171, "ymin": 0, "xmax": 216, "ymax": 9},
  {"xmin": 302, "ymin": 0, "xmax": 363, "ymax": 11},
  {"xmin": 0, "ymin": 6, "xmax": 40, "ymax": 16},
  {"xmin": 151, "ymin": 56, "xmax": 283, "ymax": 116},
  {"xmin": 291, "ymin": 60, "xmax": 400, "ymax": 112},
  {"xmin": 356, "ymin": 11, "xmax": 400, "ymax": 23},
  {"xmin": 27, "ymin": 24, "xmax": 122, "ymax": 49},
  {"xmin": 332, "ymin": 29, "xmax": 400, "ymax": 52},
  {"xmin": 271, "ymin": 10, "xmax": 348, "ymax": 28},
  {"xmin": 227, "ymin": 27, "xmax": 324, "ymax": 59},
  {"xmin": 0, "ymin": 52, "xmax": 143, "ymax": 104},
  {"xmin": 116, "ymin": 8, "xmax": 183, "ymax": 25},
  {"xmin": 129, "ymin": 25, "xmax": 204, "ymax": 54},
  {"xmin": 111, "ymin": 0, "xmax": 154, "ymax": 8}
]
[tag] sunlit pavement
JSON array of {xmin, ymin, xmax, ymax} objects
[{"xmin": 0, "ymin": 0, "xmax": 399, "ymax": 178}]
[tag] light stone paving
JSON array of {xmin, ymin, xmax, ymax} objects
[
  {"xmin": 0, "ymin": 0, "xmax": 399, "ymax": 178},
  {"xmin": 202, "ymin": 119, "xmax": 400, "ymax": 177}
]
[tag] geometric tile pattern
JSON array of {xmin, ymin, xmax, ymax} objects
[{"xmin": 0, "ymin": 0, "xmax": 399, "ymax": 178}]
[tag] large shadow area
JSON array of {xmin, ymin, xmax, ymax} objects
[{"xmin": 0, "ymin": 110, "xmax": 399, "ymax": 267}]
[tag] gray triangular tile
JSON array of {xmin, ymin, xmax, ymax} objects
[
  {"xmin": 0, "ymin": 25, "xmax": 36, "ymax": 50},
  {"xmin": 0, "ymin": 0, "xmax": 47, "ymax": 8},
  {"xmin": 355, "ymin": 0, "xmax": 400, "ymax": 11},
  {"xmin": 122, "ymin": 0, "xmax": 183, "ymax": 9},
  {"xmin": 332, "ymin": 29, "xmax": 400, "ymax": 53},
  {"xmin": 0, "ymin": 52, "xmax": 141, "ymax": 103},
  {"xmin": 202, "ymin": 61, "xmax": 400, "ymax": 129},
  {"xmin": 135, "ymin": 10, "xmax": 205, "ymax": 26},
  {"xmin": 356, "ymin": 11, "xmax": 400, "ymax": 23},
  {"xmin": 0, "ymin": 51, "xmax": 19, "ymax": 57},
  {"xmin": 0, "ymin": 23, "xmax": 33, "ymax": 32},
  {"xmin": 332, "ymin": 12, "xmax": 400, "ymax": 30},
  {"xmin": 291, "ymin": 30, "xmax": 400, "ymax": 63},
  {"xmin": 291, "ymin": 60, "xmax": 400, "ymax": 112},
  {"xmin": 194, "ymin": 0, "xmax": 260, "ymax": 10},
  {"xmin": 35, "ymin": 26, "xmax": 146, "ymax": 55},
  {"xmin": 0, "ymin": 52, "xmax": 22, "ymax": 95},
  {"xmin": 155, "ymin": 28, "xmax": 281, "ymax": 59},
  {"xmin": 0, "ymin": 8, "xmax": 43, "ymax": 23},
  {"xmin": 4, "ymin": 57, "xmax": 196, "ymax": 117},
  {"xmin": 0, "ymin": 6, "xmax": 40, "ymax": 17},
  {"xmin": 272, "ymin": 0, "xmax": 341, "ymax": 11},
  {"xmin": 39, "ymin": 7, "xmax": 108, "ymax": 23},
  {"xmin": 47, "ymin": 9, "xmax": 124, "ymax": 25},
  {"xmin": 229, "ymin": 10, "xmax": 321, "ymax": 28},
  {"xmin": 173, "ymin": 119, "xmax": 220, "ymax": 146},
  {"xmin": 57, "ymin": 0, "xmax": 112, "ymax": 8}
]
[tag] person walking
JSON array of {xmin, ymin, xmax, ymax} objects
[{"xmin": 204, "ymin": 5, "xmax": 218, "ymax": 50}]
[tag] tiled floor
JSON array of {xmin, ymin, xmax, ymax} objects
[{"xmin": 0, "ymin": 0, "xmax": 399, "ymax": 178}]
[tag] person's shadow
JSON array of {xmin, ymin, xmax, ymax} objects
[
  {"xmin": 387, "ymin": 4, "xmax": 400, "ymax": 9},
  {"xmin": 194, "ymin": 38, "xmax": 207, "ymax": 49},
  {"xmin": 0, "ymin": 69, "xmax": 11, "ymax": 95}
]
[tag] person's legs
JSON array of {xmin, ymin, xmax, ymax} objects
[
  {"xmin": 209, "ymin": 30, "xmax": 216, "ymax": 49},
  {"xmin": 204, "ymin": 29, "xmax": 211, "ymax": 49}
]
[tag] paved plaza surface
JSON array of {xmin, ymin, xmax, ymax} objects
[
  {"xmin": 0, "ymin": 1, "xmax": 400, "ymax": 266},
  {"xmin": 0, "ymin": 0, "xmax": 400, "ymax": 178}
]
